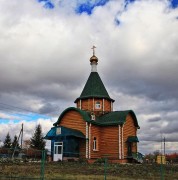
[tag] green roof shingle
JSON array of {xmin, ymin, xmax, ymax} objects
[
  {"xmin": 53, "ymin": 107, "xmax": 140, "ymax": 128},
  {"xmin": 74, "ymin": 72, "xmax": 114, "ymax": 102}
]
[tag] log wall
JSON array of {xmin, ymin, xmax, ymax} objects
[
  {"xmin": 104, "ymin": 99, "xmax": 112, "ymax": 112},
  {"xmin": 76, "ymin": 98, "xmax": 112, "ymax": 112},
  {"xmin": 123, "ymin": 114, "xmax": 137, "ymax": 156},
  {"xmin": 100, "ymin": 126, "xmax": 119, "ymax": 159},
  {"xmin": 59, "ymin": 110, "xmax": 86, "ymax": 135},
  {"xmin": 90, "ymin": 124, "xmax": 101, "ymax": 159}
]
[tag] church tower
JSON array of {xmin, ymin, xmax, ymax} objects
[{"xmin": 74, "ymin": 46, "xmax": 114, "ymax": 116}]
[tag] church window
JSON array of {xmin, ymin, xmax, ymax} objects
[
  {"xmin": 95, "ymin": 101, "xmax": 101, "ymax": 109},
  {"xmin": 91, "ymin": 114, "xmax": 95, "ymax": 120},
  {"xmin": 93, "ymin": 137, "xmax": 97, "ymax": 151},
  {"xmin": 56, "ymin": 127, "xmax": 61, "ymax": 135}
]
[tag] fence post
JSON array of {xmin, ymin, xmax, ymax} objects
[
  {"xmin": 40, "ymin": 150, "xmax": 45, "ymax": 180},
  {"xmin": 104, "ymin": 157, "xmax": 107, "ymax": 180},
  {"xmin": 160, "ymin": 155, "xmax": 164, "ymax": 180}
]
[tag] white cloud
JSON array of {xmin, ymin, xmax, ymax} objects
[
  {"xmin": 0, "ymin": 112, "xmax": 21, "ymax": 121},
  {"xmin": 0, "ymin": 118, "xmax": 55, "ymax": 145},
  {"xmin": 0, "ymin": 0, "xmax": 178, "ymax": 154}
]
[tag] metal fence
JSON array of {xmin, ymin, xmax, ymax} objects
[
  {"xmin": 1, "ymin": 148, "xmax": 178, "ymax": 180},
  {"xmin": 0, "ymin": 148, "xmax": 46, "ymax": 180}
]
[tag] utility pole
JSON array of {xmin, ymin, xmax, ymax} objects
[
  {"xmin": 161, "ymin": 134, "xmax": 163, "ymax": 155},
  {"xmin": 12, "ymin": 123, "xmax": 24, "ymax": 158},
  {"xmin": 21, "ymin": 123, "xmax": 23, "ymax": 149},
  {"xmin": 163, "ymin": 137, "xmax": 165, "ymax": 156},
  {"xmin": 160, "ymin": 136, "xmax": 165, "ymax": 180}
]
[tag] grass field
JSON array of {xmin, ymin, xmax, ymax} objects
[{"xmin": 0, "ymin": 161, "xmax": 178, "ymax": 180}]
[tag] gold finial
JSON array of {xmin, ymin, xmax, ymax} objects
[{"xmin": 91, "ymin": 45, "xmax": 96, "ymax": 56}]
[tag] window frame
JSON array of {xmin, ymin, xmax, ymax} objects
[
  {"xmin": 95, "ymin": 101, "xmax": 101, "ymax": 109},
  {"xmin": 93, "ymin": 137, "xmax": 97, "ymax": 151}
]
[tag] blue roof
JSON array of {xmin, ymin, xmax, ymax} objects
[
  {"xmin": 44, "ymin": 126, "xmax": 85, "ymax": 140},
  {"xmin": 127, "ymin": 136, "xmax": 139, "ymax": 142}
]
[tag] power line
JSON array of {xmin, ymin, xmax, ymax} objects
[
  {"xmin": 0, "ymin": 112, "xmax": 48, "ymax": 120},
  {"xmin": 0, "ymin": 102, "xmax": 43, "ymax": 114},
  {"xmin": 0, "ymin": 102, "xmax": 59, "ymax": 115},
  {"xmin": 0, "ymin": 102, "xmax": 51, "ymax": 119}
]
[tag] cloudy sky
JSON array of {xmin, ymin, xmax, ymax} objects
[{"xmin": 0, "ymin": 0, "xmax": 178, "ymax": 154}]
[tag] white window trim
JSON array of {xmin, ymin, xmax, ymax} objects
[
  {"xmin": 102, "ymin": 99, "xmax": 105, "ymax": 112},
  {"xmin": 93, "ymin": 137, "xmax": 97, "ymax": 151},
  {"xmin": 91, "ymin": 114, "xmax": 95, "ymax": 120},
  {"xmin": 56, "ymin": 127, "xmax": 61, "ymax": 135},
  {"xmin": 86, "ymin": 122, "xmax": 89, "ymax": 158},
  {"xmin": 95, "ymin": 101, "xmax": 101, "ymax": 109},
  {"xmin": 89, "ymin": 124, "xmax": 91, "ymax": 159}
]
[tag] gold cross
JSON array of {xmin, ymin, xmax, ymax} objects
[{"xmin": 91, "ymin": 45, "xmax": 96, "ymax": 56}]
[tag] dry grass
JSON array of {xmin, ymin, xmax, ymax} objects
[{"xmin": 0, "ymin": 161, "xmax": 178, "ymax": 180}]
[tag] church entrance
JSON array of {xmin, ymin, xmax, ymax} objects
[
  {"xmin": 44, "ymin": 126, "xmax": 85, "ymax": 161},
  {"xmin": 127, "ymin": 142, "xmax": 132, "ymax": 157},
  {"xmin": 53, "ymin": 142, "xmax": 63, "ymax": 161}
]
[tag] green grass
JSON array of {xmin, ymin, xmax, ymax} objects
[{"xmin": 0, "ymin": 161, "xmax": 178, "ymax": 180}]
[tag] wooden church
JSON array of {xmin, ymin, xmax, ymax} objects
[{"xmin": 45, "ymin": 47, "xmax": 142, "ymax": 163}]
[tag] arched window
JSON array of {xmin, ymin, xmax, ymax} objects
[
  {"xmin": 95, "ymin": 101, "xmax": 101, "ymax": 109},
  {"xmin": 93, "ymin": 137, "xmax": 97, "ymax": 151}
]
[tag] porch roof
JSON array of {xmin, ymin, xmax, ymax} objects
[
  {"xmin": 127, "ymin": 136, "xmax": 139, "ymax": 142},
  {"xmin": 44, "ymin": 126, "xmax": 85, "ymax": 140}
]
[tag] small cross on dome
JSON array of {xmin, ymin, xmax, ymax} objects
[
  {"xmin": 90, "ymin": 46, "xmax": 98, "ymax": 72},
  {"xmin": 91, "ymin": 45, "xmax": 96, "ymax": 56}
]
